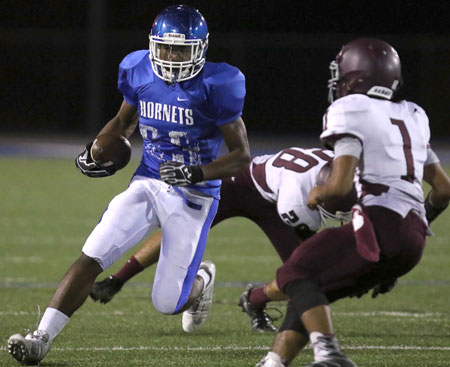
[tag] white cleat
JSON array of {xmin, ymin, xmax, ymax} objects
[
  {"xmin": 182, "ymin": 260, "xmax": 216, "ymax": 332},
  {"xmin": 8, "ymin": 330, "xmax": 50, "ymax": 365}
]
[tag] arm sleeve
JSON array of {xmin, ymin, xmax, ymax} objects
[
  {"xmin": 116, "ymin": 50, "xmax": 151, "ymax": 107},
  {"xmin": 334, "ymin": 137, "xmax": 363, "ymax": 159},
  {"xmin": 425, "ymin": 147, "xmax": 440, "ymax": 166},
  {"xmin": 320, "ymin": 95, "xmax": 369, "ymax": 148},
  {"xmin": 118, "ymin": 66, "xmax": 139, "ymax": 106},
  {"xmin": 211, "ymin": 68, "xmax": 246, "ymax": 126}
]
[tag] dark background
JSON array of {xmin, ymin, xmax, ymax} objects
[{"xmin": 2, "ymin": 0, "xmax": 450, "ymax": 140}]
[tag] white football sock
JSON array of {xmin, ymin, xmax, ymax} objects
[
  {"xmin": 310, "ymin": 331, "xmax": 325, "ymax": 345},
  {"xmin": 38, "ymin": 307, "xmax": 70, "ymax": 342},
  {"xmin": 197, "ymin": 268, "xmax": 211, "ymax": 289},
  {"xmin": 267, "ymin": 351, "xmax": 285, "ymax": 364},
  {"xmin": 310, "ymin": 331, "xmax": 341, "ymax": 362}
]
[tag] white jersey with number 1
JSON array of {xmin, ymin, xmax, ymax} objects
[{"xmin": 321, "ymin": 94, "xmax": 431, "ymax": 221}]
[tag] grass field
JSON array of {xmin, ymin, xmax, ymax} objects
[{"xmin": 1, "ymin": 157, "xmax": 449, "ymax": 366}]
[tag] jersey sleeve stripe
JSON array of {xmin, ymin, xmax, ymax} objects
[
  {"xmin": 320, "ymin": 133, "xmax": 363, "ymax": 149},
  {"xmin": 250, "ymin": 162, "xmax": 273, "ymax": 194}
]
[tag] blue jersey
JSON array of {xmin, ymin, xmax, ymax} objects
[{"xmin": 118, "ymin": 50, "xmax": 246, "ymax": 199}]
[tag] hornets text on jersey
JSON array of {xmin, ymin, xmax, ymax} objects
[{"xmin": 118, "ymin": 50, "xmax": 246, "ymax": 199}]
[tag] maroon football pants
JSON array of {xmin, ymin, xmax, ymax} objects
[
  {"xmin": 211, "ymin": 167, "xmax": 300, "ymax": 262},
  {"xmin": 277, "ymin": 205, "xmax": 427, "ymax": 302}
]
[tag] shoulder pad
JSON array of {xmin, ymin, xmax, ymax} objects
[
  {"xmin": 331, "ymin": 94, "xmax": 372, "ymax": 113},
  {"xmin": 119, "ymin": 50, "xmax": 149, "ymax": 70},
  {"xmin": 203, "ymin": 62, "xmax": 245, "ymax": 85},
  {"xmin": 405, "ymin": 100, "xmax": 427, "ymax": 118}
]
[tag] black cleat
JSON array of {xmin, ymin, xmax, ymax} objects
[
  {"xmin": 238, "ymin": 284, "xmax": 277, "ymax": 332},
  {"xmin": 90, "ymin": 275, "xmax": 124, "ymax": 304}
]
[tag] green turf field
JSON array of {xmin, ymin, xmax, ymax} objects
[{"xmin": 1, "ymin": 158, "xmax": 449, "ymax": 366}]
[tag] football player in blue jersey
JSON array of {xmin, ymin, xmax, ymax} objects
[{"xmin": 8, "ymin": 5, "xmax": 250, "ymax": 365}]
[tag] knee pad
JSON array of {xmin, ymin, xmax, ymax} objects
[
  {"xmin": 284, "ymin": 278, "xmax": 328, "ymax": 315},
  {"xmin": 278, "ymin": 301, "xmax": 308, "ymax": 338}
]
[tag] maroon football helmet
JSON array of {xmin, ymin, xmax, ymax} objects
[
  {"xmin": 316, "ymin": 161, "xmax": 358, "ymax": 225},
  {"xmin": 328, "ymin": 38, "xmax": 403, "ymax": 103}
]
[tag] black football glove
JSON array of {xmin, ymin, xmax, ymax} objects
[
  {"xmin": 75, "ymin": 142, "xmax": 117, "ymax": 178},
  {"xmin": 159, "ymin": 161, "xmax": 204, "ymax": 186},
  {"xmin": 424, "ymin": 192, "xmax": 449, "ymax": 224},
  {"xmin": 350, "ymin": 288, "xmax": 370, "ymax": 299},
  {"xmin": 371, "ymin": 279, "xmax": 397, "ymax": 298}
]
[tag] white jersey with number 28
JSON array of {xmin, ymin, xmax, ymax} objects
[{"xmin": 250, "ymin": 147, "xmax": 334, "ymax": 231}]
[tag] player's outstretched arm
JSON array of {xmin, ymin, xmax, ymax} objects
[
  {"xmin": 201, "ymin": 117, "xmax": 251, "ymax": 180},
  {"xmin": 423, "ymin": 161, "xmax": 450, "ymax": 223}
]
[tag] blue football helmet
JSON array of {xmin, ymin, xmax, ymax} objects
[{"xmin": 149, "ymin": 5, "xmax": 209, "ymax": 83}]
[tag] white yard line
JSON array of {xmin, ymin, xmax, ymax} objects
[
  {"xmin": 1, "ymin": 345, "xmax": 450, "ymax": 352},
  {"xmin": 335, "ymin": 311, "xmax": 446, "ymax": 318}
]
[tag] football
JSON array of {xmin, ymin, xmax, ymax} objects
[
  {"xmin": 316, "ymin": 161, "xmax": 358, "ymax": 213},
  {"xmin": 90, "ymin": 133, "xmax": 132, "ymax": 170}
]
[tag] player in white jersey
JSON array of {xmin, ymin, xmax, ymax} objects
[
  {"xmin": 8, "ymin": 5, "xmax": 251, "ymax": 365},
  {"xmin": 88, "ymin": 147, "xmax": 357, "ymax": 333},
  {"xmin": 322, "ymin": 94, "xmax": 429, "ymax": 218},
  {"xmin": 250, "ymin": 147, "xmax": 353, "ymax": 231},
  {"xmin": 255, "ymin": 38, "xmax": 450, "ymax": 367}
]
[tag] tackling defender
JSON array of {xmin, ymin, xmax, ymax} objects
[
  {"xmin": 255, "ymin": 38, "xmax": 450, "ymax": 367},
  {"xmin": 8, "ymin": 5, "xmax": 250, "ymax": 365},
  {"xmin": 89, "ymin": 147, "xmax": 358, "ymax": 332}
]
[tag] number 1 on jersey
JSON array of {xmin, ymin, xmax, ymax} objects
[{"xmin": 390, "ymin": 118, "xmax": 415, "ymax": 183}]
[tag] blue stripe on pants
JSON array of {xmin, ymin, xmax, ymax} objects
[{"xmin": 173, "ymin": 198, "xmax": 219, "ymax": 313}]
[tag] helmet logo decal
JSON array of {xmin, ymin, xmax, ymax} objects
[
  {"xmin": 164, "ymin": 33, "xmax": 186, "ymax": 41},
  {"xmin": 367, "ymin": 86, "xmax": 393, "ymax": 100}
]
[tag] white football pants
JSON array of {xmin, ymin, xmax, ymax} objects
[{"xmin": 82, "ymin": 175, "xmax": 218, "ymax": 314}]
